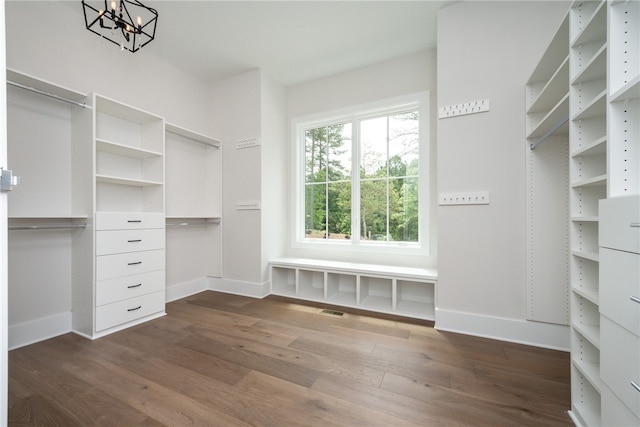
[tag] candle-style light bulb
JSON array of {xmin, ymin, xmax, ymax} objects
[
  {"xmin": 111, "ymin": 1, "xmax": 116, "ymax": 11},
  {"xmin": 137, "ymin": 16, "xmax": 142, "ymax": 33}
]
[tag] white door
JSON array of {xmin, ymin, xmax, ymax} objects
[{"xmin": 1, "ymin": 0, "xmax": 9, "ymax": 424}]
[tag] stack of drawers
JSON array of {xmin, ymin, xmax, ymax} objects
[
  {"xmin": 599, "ymin": 196, "xmax": 640, "ymax": 426},
  {"xmin": 95, "ymin": 212, "xmax": 166, "ymax": 333}
]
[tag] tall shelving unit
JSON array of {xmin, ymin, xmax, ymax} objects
[
  {"xmin": 164, "ymin": 124, "xmax": 223, "ymax": 294},
  {"xmin": 525, "ymin": 14, "xmax": 570, "ymax": 326},
  {"xmin": 568, "ymin": 1, "xmax": 608, "ymax": 425},
  {"xmin": 599, "ymin": 1, "xmax": 640, "ymax": 426},
  {"xmin": 73, "ymin": 94, "xmax": 167, "ymax": 339}
]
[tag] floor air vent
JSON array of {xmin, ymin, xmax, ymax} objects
[{"xmin": 321, "ymin": 309, "xmax": 344, "ymax": 317}]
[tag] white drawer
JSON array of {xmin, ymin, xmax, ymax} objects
[
  {"xmin": 95, "ymin": 290, "xmax": 165, "ymax": 332},
  {"xmin": 600, "ymin": 248, "xmax": 640, "ymax": 337},
  {"xmin": 601, "ymin": 316, "xmax": 640, "ymax": 419},
  {"xmin": 95, "ymin": 212, "xmax": 165, "ymax": 231},
  {"xmin": 96, "ymin": 229, "xmax": 165, "ymax": 255},
  {"xmin": 602, "ymin": 383, "xmax": 640, "ymax": 427},
  {"xmin": 600, "ymin": 196, "xmax": 640, "ymax": 254},
  {"xmin": 96, "ymin": 249, "xmax": 165, "ymax": 281},
  {"xmin": 96, "ymin": 270, "xmax": 165, "ymax": 306}
]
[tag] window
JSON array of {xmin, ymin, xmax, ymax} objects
[{"xmin": 294, "ymin": 93, "xmax": 429, "ymax": 253}]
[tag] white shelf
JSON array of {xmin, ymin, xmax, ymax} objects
[
  {"xmin": 165, "ymin": 123, "xmax": 221, "ymax": 148},
  {"xmin": 572, "ymin": 249, "xmax": 599, "ymax": 262},
  {"xmin": 573, "ymin": 322, "xmax": 600, "ymax": 350},
  {"xmin": 571, "ymin": 89, "xmax": 606, "ymax": 121},
  {"xmin": 527, "ymin": 95, "xmax": 569, "ymax": 140},
  {"xmin": 573, "ymin": 358, "xmax": 602, "ymax": 393},
  {"xmin": 570, "ymin": 0, "xmax": 607, "ymax": 48},
  {"xmin": 572, "ymin": 285, "xmax": 599, "ymax": 305},
  {"xmin": 571, "ymin": 43, "xmax": 606, "ymax": 85},
  {"xmin": 96, "ymin": 174, "xmax": 163, "ymax": 187},
  {"xmin": 6, "ymin": 68, "xmax": 87, "ymax": 105},
  {"xmin": 96, "ymin": 139, "xmax": 162, "ymax": 158},
  {"xmin": 571, "ymin": 136, "xmax": 606, "ymax": 158},
  {"xmin": 527, "ymin": 57, "xmax": 569, "ymax": 114},
  {"xmin": 571, "ymin": 174, "xmax": 607, "ymax": 188},
  {"xmin": 610, "ymin": 75, "xmax": 640, "ymax": 103}
]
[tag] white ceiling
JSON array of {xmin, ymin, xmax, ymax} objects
[{"xmin": 134, "ymin": 1, "xmax": 456, "ymax": 86}]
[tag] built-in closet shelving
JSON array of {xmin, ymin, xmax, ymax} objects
[
  {"xmin": 598, "ymin": 1, "xmax": 640, "ymax": 426},
  {"xmin": 525, "ymin": 14, "xmax": 570, "ymax": 325},
  {"xmin": 270, "ymin": 258, "xmax": 437, "ymax": 321},
  {"xmin": 568, "ymin": 1, "xmax": 608, "ymax": 425},
  {"xmin": 164, "ymin": 124, "xmax": 223, "ymax": 289},
  {"xmin": 5, "ymin": 69, "xmax": 92, "ymax": 346},
  {"xmin": 74, "ymin": 94, "xmax": 167, "ymax": 339},
  {"xmin": 528, "ymin": 2, "xmax": 639, "ymax": 424}
]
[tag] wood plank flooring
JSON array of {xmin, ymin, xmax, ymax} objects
[{"xmin": 8, "ymin": 291, "xmax": 572, "ymax": 426}]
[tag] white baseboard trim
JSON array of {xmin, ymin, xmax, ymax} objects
[
  {"xmin": 434, "ymin": 308, "xmax": 570, "ymax": 351},
  {"xmin": 9, "ymin": 311, "xmax": 72, "ymax": 350},
  {"xmin": 166, "ymin": 277, "xmax": 209, "ymax": 302},
  {"xmin": 207, "ymin": 277, "xmax": 270, "ymax": 299}
]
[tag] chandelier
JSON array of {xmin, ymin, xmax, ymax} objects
[{"xmin": 82, "ymin": 0, "xmax": 158, "ymax": 53}]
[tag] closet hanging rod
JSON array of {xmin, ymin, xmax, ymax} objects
[
  {"xmin": 530, "ymin": 114, "xmax": 569, "ymax": 150},
  {"xmin": 7, "ymin": 80, "xmax": 89, "ymax": 109},
  {"xmin": 8, "ymin": 223, "xmax": 87, "ymax": 231},
  {"xmin": 166, "ymin": 220, "xmax": 221, "ymax": 227}
]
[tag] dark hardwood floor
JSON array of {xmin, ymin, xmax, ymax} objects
[{"xmin": 8, "ymin": 291, "xmax": 572, "ymax": 426}]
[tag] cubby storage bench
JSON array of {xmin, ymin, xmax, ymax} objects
[{"xmin": 270, "ymin": 258, "xmax": 437, "ymax": 321}]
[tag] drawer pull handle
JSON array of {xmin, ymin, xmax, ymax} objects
[
  {"xmin": 127, "ymin": 261, "xmax": 142, "ymax": 266},
  {"xmin": 127, "ymin": 306, "xmax": 142, "ymax": 312},
  {"xmin": 632, "ymin": 381, "xmax": 640, "ymax": 393},
  {"xmin": 127, "ymin": 220, "xmax": 142, "ymax": 223},
  {"xmin": 127, "ymin": 283, "xmax": 142, "ymax": 289},
  {"xmin": 127, "ymin": 239, "xmax": 142, "ymax": 243},
  {"xmin": 631, "ymin": 296, "xmax": 640, "ymax": 304},
  {"xmin": 631, "ymin": 223, "xmax": 640, "ymax": 228}
]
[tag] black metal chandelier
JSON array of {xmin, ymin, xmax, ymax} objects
[{"xmin": 82, "ymin": 0, "xmax": 158, "ymax": 53}]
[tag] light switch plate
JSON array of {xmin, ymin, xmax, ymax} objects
[{"xmin": 439, "ymin": 191, "xmax": 490, "ymax": 205}]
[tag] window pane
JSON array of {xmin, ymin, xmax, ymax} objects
[
  {"xmin": 328, "ymin": 123, "xmax": 351, "ymax": 181},
  {"xmin": 389, "ymin": 177, "xmax": 419, "ymax": 242},
  {"xmin": 389, "ymin": 111, "xmax": 419, "ymax": 177},
  {"xmin": 327, "ymin": 182, "xmax": 351, "ymax": 239},
  {"xmin": 360, "ymin": 179, "xmax": 387, "ymax": 241},
  {"xmin": 360, "ymin": 116, "xmax": 387, "ymax": 179},
  {"xmin": 305, "ymin": 127, "xmax": 327, "ymax": 183},
  {"xmin": 305, "ymin": 183, "xmax": 326, "ymax": 239}
]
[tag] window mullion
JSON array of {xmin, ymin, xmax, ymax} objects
[
  {"xmin": 351, "ymin": 118, "xmax": 360, "ymax": 243},
  {"xmin": 386, "ymin": 115, "xmax": 390, "ymax": 242}
]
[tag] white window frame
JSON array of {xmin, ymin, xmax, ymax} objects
[{"xmin": 291, "ymin": 91, "xmax": 430, "ymax": 256}]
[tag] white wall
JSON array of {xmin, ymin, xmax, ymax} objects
[
  {"xmin": 285, "ymin": 50, "xmax": 438, "ymax": 269},
  {"xmin": 261, "ymin": 74, "xmax": 288, "ymax": 281},
  {"xmin": 436, "ymin": 1, "xmax": 571, "ymax": 349},
  {"xmin": 5, "ymin": 1, "xmax": 210, "ymax": 134},
  {"xmin": 210, "ymin": 70, "xmax": 264, "ymax": 285}
]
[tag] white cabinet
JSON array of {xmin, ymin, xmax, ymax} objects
[
  {"xmin": 599, "ymin": 196, "xmax": 640, "ymax": 427},
  {"xmin": 270, "ymin": 258, "xmax": 436, "ymax": 321},
  {"xmin": 73, "ymin": 96, "xmax": 166, "ymax": 339}
]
